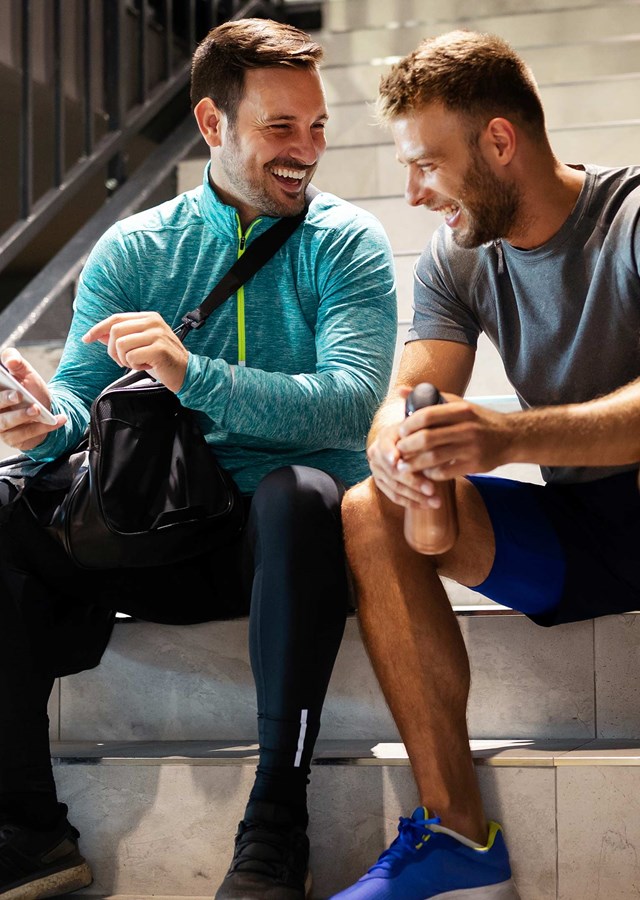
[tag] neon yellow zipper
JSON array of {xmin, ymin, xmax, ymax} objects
[{"xmin": 235, "ymin": 217, "xmax": 261, "ymax": 367}]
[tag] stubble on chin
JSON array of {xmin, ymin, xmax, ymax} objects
[{"xmin": 262, "ymin": 183, "xmax": 309, "ymax": 218}]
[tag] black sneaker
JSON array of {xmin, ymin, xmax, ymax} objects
[
  {"xmin": 215, "ymin": 801, "xmax": 311, "ymax": 900},
  {"xmin": 0, "ymin": 817, "xmax": 93, "ymax": 899}
]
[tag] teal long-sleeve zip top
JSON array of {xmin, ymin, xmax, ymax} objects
[{"xmin": 31, "ymin": 165, "xmax": 398, "ymax": 494}]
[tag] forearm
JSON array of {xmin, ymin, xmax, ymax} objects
[
  {"xmin": 509, "ymin": 378, "xmax": 640, "ymax": 467},
  {"xmin": 180, "ymin": 355, "xmax": 387, "ymax": 451},
  {"xmin": 367, "ymin": 393, "xmax": 406, "ymax": 448},
  {"xmin": 180, "ymin": 263, "xmax": 397, "ymax": 450}
]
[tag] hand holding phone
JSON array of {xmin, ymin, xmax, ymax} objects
[{"xmin": 0, "ymin": 361, "xmax": 58, "ymax": 426}]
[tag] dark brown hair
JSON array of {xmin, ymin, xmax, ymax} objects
[
  {"xmin": 377, "ymin": 30, "xmax": 546, "ymax": 139},
  {"xmin": 190, "ymin": 18, "xmax": 323, "ymax": 122}
]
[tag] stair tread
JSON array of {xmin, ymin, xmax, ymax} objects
[
  {"xmin": 50, "ymin": 737, "xmax": 640, "ymax": 767},
  {"xmin": 112, "ymin": 604, "xmax": 526, "ymax": 622}
]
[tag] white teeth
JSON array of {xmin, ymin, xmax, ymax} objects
[
  {"xmin": 430, "ymin": 203, "xmax": 459, "ymax": 216},
  {"xmin": 272, "ymin": 167, "xmax": 305, "ymax": 180}
]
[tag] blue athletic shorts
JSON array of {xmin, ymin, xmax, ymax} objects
[{"xmin": 466, "ymin": 468, "xmax": 640, "ymax": 627}]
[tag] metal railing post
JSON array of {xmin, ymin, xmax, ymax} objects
[
  {"xmin": 104, "ymin": 0, "xmax": 128, "ymax": 194},
  {"xmin": 82, "ymin": 0, "xmax": 94, "ymax": 158},
  {"xmin": 52, "ymin": 0, "xmax": 65, "ymax": 187},
  {"xmin": 19, "ymin": 0, "xmax": 33, "ymax": 220}
]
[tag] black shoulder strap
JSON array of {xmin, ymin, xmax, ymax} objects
[{"xmin": 175, "ymin": 184, "xmax": 320, "ymax": 340}]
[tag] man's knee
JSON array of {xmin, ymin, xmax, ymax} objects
[
  {"xmin": 341, "ymin": 477, "xmax": 375, "ymax": 540},
  {"xmin": 251, "ymin": 465, "xmax": 344, "ymax": 533},
  {"xmin": 342, "ymin": 476, "xmax": 403, "ymax": 544}
]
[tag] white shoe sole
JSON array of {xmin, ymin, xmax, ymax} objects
[{"xmin": 431, "ymin": 879, "xmax": 521, "ymax": 900}]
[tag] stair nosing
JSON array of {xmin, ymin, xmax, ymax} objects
[{"xmin": 50, "ymin": 738, "xmax": 640, "ymax": 767}]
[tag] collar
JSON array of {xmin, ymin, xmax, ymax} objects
[{"xmin": 199, "ymin": 161, "xmax": 280, "ymax": 239}]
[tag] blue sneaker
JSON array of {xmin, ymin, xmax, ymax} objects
[{"xmin": 330, "ymin": 807, "xmax": 520, "ymax": 899}]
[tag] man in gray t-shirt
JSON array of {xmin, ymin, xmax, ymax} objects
[
  {"xmin": 411, "ymin": 161, "xmax": 640, "ymax": 485},
  {"xmin": 330, "ymin": 29, "xmax": 640, "ymax": 900}
]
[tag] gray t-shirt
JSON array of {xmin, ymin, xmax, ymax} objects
[{"xmin": 409, "ymin": 164, "xmax": 640, "ymax": 484}]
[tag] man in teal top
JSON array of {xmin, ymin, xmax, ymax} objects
[
  {"xmin": 44, "ymin": 154, "xmax": 392, "ymax": 494},
  {"xmin": 0, "ymin": 18, "xmax": 396, "ymax": 900}
]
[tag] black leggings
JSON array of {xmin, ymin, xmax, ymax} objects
[{"xmin": 0, "ymin": 465, "xmax": 349, "ymax": 827}]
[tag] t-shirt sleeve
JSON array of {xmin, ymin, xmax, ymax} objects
[{"xmin": 408, "ymin": 230, "xmax": 481, "ymax": 348}]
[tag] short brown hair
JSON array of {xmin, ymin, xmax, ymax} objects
[
  {"xmin": 190, "ymin": 18, "xmax": 323, "ymax": 121},
  {"xmin": 377, "ymin": 30, "xmax": 545, "ymax": 139}
]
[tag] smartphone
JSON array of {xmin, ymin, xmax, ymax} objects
[{"xmin": 0, "ymin": 362, "xmax": 58, "ymax": 426}]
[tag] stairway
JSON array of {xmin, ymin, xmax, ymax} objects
[
  {"xmin": 51, "ymin": 612, "xmax": 640, "ymax": 899},
  {"xmin": 11, "ymin": 0, "xmax": 640, "ymax": 897}
]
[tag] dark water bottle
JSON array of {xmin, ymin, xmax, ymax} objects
[{"xmin": 403, "ymin": 383, "xmax": 459, "ymax": 555}]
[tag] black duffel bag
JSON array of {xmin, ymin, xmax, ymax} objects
[{"xmin": 18, "ymin": 368, "xmax": 243, "ymax": 569}]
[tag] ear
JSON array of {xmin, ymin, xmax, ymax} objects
[
  {"xmin": 482, "ymin": 117, "xmax": 517, "ymax": 167},
  {"xmin": 193, "ymin": 97, "xmax": 225, "ymax": 149}
]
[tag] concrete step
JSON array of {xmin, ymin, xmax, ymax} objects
[
  {"xmin": 49, "ymin": 612, "xmax": 640, "ymax": 745},
  {"xmin": 50, "ymin": 737, "xmax": 640, "ymax": 899},
  {"xmin": 322, "ymin": 0, "xmax": 638, "ymax": 33},
  {"xmin": 318, "ymin": 5, "xmax": 640, "ymax": 66},
  {"xmin": 320, "ymin": 43, "xmax": 640, "ymax": 105},
  {"xmin": 318, "ymin": 77, "xmax": 640, "ymax": 148}
]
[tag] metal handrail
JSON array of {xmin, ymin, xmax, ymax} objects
[
  {"xmin": 1, "ymin": 1, "xmax": 197, "ymax": 273},
  {"xmin": 0, "ymin": 116, "xmax": 201, "ymax": 350},
  {"xmin": 0, "ymin": 0, "xmax": 286, "ymax": 346}
]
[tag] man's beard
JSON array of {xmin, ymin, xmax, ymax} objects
[
  {"xmin": 219, "ymin": 131, "xmax": 311, "ymax": 219},
  {"xmin": 453, "ymin": 155, "xmax": 521, "ymax": 249}
]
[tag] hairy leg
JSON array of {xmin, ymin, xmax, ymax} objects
[{"xmin": 341, "ymin": 476, "xmax": 495, "ymax": 844}]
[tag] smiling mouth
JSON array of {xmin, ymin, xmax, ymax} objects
[
  {"xmin": 431, "ymin": 202, "xmax": 461, "ymax": 228},
  {"xmin": 270, "ymin": 165, "xmax": 307, "ymax": 188}
]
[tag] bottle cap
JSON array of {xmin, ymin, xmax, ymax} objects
[{"xmin": 405, "ymin": 383, "xmax": 441, "ymax": 416}]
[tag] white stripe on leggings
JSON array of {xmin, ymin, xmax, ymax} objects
[{"xmin": 294, "ymin": 709, "xmax": 308, "ymax": 768}]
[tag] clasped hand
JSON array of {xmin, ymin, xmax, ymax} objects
[{"xmin": 367, "ymin": 390, "xmax": 513, "ymax": 509}]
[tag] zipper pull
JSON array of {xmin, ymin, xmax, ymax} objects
[
  {"xmin": 494, "ymin": 239, "xmax": 504, "ymax": 275},
  {"xmin": 239, "ymin": 235, "xmax": 246, "ymax": 252}
]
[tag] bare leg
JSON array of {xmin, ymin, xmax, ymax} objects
[{"xmin": 342, "ymin": 476, "xmax": 496, "ymax": 845}]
